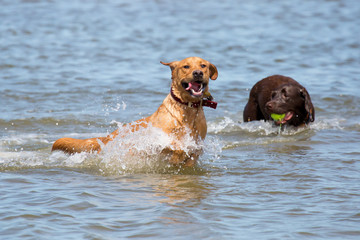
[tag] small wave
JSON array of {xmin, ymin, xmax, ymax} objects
[
  {"xmin": 0, "ymin": 133, "xmax": 50, "ymax": 146},
  {"xmin": 208, "ymin": 116, "xmax": 345, "ymax": 136},
  {"xmin": 309, "ymin": 117, "xmax": 345, "ymax": 130},
  {"xmin": 207, "ymin": 116, "xmax": 347, "ymax": 150},
  {"xmin": 208, "ymin": 116, "xmax": 300, "ymax": 136}
]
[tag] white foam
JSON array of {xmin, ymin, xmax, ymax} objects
[{"xmin": 208, "ymin": 116, "xmax": 345, "ymax": 136}]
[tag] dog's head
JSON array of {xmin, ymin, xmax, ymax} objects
[
  {"xmin": 265, "ymin": 84, "xmax": 315, "ymax": 126},
  {"xmin": 161, "ymin": 57, "xmax": 218, "ymax": 103}
]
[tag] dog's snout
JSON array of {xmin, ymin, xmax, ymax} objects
[
  {"xmin": 265, "ymin": 102, "xmax": 273, "ymax": 111},
  {"xmin": 193, "ymin": 70, "xmax": 203, "ymax": 79}
]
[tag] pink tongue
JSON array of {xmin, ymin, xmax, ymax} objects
[
  {"xmin": 186, "ymin": 82, "xmax": 201, "ymax": 92},
  {"xmin": 284, "ymin": 112, "xmax": 294, "ymax": 121},
  {"xmin": 278, "ymin": 112, "xmax": 294, "ymax": 124}
]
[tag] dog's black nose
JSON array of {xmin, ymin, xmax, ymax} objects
[{"xmin": 193, "ymin": 70, "xmax": 203, "ymax": 78}]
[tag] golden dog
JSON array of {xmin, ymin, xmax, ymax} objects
[{"xmin": 52, "ymin": 57, "xmax": 218, "ymax": 166}]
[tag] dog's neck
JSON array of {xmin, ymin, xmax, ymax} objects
[
  {"xmin": 170, "ymin": 88, "xmax": 217, "ymax": 109},
  {"xmin": 162, "ymin": 93, "xmax": 207, "ymax": 139}
]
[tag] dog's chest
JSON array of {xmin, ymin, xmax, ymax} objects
[{"xmin": 150, "ymin": 101, "xmax": 207, "ymax": 140}]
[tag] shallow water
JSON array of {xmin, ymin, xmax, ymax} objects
[{"xmin": 1, "ymin": 0, "xmax": 360, "ymax": 239}]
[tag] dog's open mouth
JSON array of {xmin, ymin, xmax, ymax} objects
[
  {"xmin": 272, "ymin": 111, "xmax": 294, "ymax": 124},
  {"xmin": 182, "ymin": 81, "xmax": 206, "ymax": 97}
]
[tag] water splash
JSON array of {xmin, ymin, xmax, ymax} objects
[
  {"xmin": 97, "ymin": 122, "xmax": 218, "ymax": 175},
  {"xmin": 1, "ymin": 124, "xmax": 222, "ymax": 175},
  {"xmin": 103, "ymin": 99, "xmax": 127, "ymax": 116}
]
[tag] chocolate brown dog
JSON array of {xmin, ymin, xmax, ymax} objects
[
  {"xmin": 52, "ymin": 57, "xmax": 218, "ymax": 166},
  {"xmin": 243, "ymin": 75, "xmax": 315, "ymax": 126}
]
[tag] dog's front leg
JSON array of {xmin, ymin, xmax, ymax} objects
[{"xmin": 167, "ymin": 149, "xmax": 200, "ymax": 167}]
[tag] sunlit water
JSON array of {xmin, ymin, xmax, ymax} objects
[{"xmin": 1, "ymin": 0, "xmax": 360, "ymax": 239}]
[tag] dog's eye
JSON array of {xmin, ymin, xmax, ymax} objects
[
  {"xmin": 200, "ymin": 64, "xmax": 206, "ymax": 68},
  {"xmin": 281, "ymin": 89, "xmax": 288, "ymax": 98},
  {"xmin": 183, "ymin": 65, "xmax": 190, "ymax": 69}
]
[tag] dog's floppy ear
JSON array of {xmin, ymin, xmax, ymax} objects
[
  {"xmin": 209, "ymin": 63, "xmax": 218, "ymax": 80},
  {"xmin": 300, "ymin": 88, "xmax": 315, "ymax": 122},
  {"xmin": 160, "ymin": 61, "xmax": 179, "ymax": 72}
]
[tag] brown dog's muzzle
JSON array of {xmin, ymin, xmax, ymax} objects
[
  {"xmin": 182, "ymin": 70, "xmax": 207, "ymax": 98},
  {"xmin": 265, "ymin": 101, "xmax": 274, "ymax": 112}
]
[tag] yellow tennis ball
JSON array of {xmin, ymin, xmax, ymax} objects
[{"xmin": 271, "ymin": 113, "xmax": 285, "ymax": 121}]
